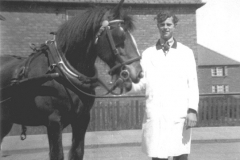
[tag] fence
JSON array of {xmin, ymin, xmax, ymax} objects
[
  {"xmin": 198, "ymin": 93, "xmax": 240, "ymax": 127},
  {"xmin": 87, "ymin": 94, "xmax": 240, "ymax": 130},
  {"xmin": 87, "ymin": 98, "xmax": 145, "ymax": 131},
  {"xmin": 8, "ymin": 94, "xmax": 240, "ymax": 136}
]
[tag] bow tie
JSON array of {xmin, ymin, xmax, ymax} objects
[
  {"xmin": 156, "ymin": 38, "xmax": 177, "ymax": 53},
  {"xmin": 161, "ymin": 42, "xmax": 170, "ymax": 53}
]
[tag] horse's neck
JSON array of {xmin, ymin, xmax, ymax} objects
[
  {"xmin": 65, "ymin": 52, "xmax": 97, "ymax": 77},
  {"xmin": 77, "ymin": 60, "xmax": 96, "ymax": 77},
  {"xmin": 56, "ymin": 35, "xmax": 98, "ymax": 77}
]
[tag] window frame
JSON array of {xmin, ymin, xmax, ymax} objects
[
  {"xmin": 211, "ymin": 66, "xmax": 228, "ymax": 77},
  {"xmin": 211, "ymin": 84, "xmax": 229, "ymax": 93}
]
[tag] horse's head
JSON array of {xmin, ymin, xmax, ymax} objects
[
  {"xmin": 94, "ymin": 0, "xmax": 143, "ymax": 90},
  {"xmin": 55, "ymin": 0, "xmax": 142, "ymax": 93}
]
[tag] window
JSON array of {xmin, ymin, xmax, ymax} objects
[
  {"xmin": 212, "ymin": 85, "xmax": 229, "ymax": 93},
  {"xmin": 211, "ymin": 66, "xmax": 228, "ymax": 77}
]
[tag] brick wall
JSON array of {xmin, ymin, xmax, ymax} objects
[
  {"xmin": 0, "ymin": 2, "xmax": 65, "ymax": 56},
  {"xmin": 0, "ymin": 2, "xmax": 199, "ymax": 94},
  {"xmin": 130, "ymin": 6, "xmax": 198, "ymax": 56},
  {"xmin": 1, "ymin": 2, "xmax": 201, "ymax": 135}
]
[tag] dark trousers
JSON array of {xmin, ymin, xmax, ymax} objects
[{"xmin": 152, "ymin": 154, "xmax": 188, "ymax": 160}]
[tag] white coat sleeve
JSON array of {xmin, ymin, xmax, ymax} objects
[{"xmin": 187, "ymin": 50, "xmax": 199, "ymax": 113}]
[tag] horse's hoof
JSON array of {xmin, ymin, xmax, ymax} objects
[{"xmin": 0, "ymin": 151, "xmax": 10, "ymax": 157}]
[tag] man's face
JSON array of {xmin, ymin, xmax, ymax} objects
[{"xmin": 157, "ymin": 17, "xmax": 175, "ymax": 41}]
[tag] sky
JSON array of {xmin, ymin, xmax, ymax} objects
[{"xmin": 197, "ymin": 0, "xmax": 240, "ymax": 62}]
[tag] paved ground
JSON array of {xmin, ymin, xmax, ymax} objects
[
  {"xmin": 1, "ymin": 126, "xmax": 240, "ymax": 160},
  {"xmin": 1, "ymin": 142, "xmax": 240, "ymax": 160}
]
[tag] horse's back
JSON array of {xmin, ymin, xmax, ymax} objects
[{"xmin": 0, "ymin": 55, "xmax": 27, "ymax": 88}]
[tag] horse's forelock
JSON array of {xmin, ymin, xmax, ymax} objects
[{"xmin": 122, "ymin": 13, "xmax": 136, "ymax": 32}]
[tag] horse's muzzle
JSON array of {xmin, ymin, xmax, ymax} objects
[{"xmin": 139, "ymin": 71, "xmax": 144, "ymax": 79}]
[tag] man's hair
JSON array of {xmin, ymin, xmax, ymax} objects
[{"xmin": 154, "ymin": 11, "xmax": 179, "ymax": 25}]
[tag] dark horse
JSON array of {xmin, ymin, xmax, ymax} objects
[{"xmin": 0, "ymin": 0, "xmax": 143, "ymax": 159}]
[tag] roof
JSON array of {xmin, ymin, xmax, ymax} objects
[
  {"xmin": 1, "ymin": 0, "xmax": 205, "ymax": 5},
  {"xmin": 197, "ymin": 44, "xmax": 240, "ymax": 66}
]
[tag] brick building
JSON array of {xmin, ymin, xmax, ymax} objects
[
  {"xmin": 0, "ymin": 0, "xmax": 204, "ymax": 54},
  {"xmin": 0, "ymin": 0, "xmax": 206, "ymax": 134},
  {"xmin": 0, "ymin": 0, "xmax": 205, "ymax": 94},
  {"xmin": 198, "ymin": 44, "xmax": 240, "ymax": 94}
]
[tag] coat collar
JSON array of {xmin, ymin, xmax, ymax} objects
[{"xmin": 156, "ymin": 38, "xmax": 177, "ymax": 50}]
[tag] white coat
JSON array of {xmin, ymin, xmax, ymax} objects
[{"xmin": 131, "ymin": 40, "xmax": 199, "ymax": 158}]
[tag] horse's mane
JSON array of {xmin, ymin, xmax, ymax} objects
[
  {"xmin": 56, "ymin": 7, "xmax": 107, "ymax": 64},
  {"xmin": 55, "ymin": 6, "xmax": 136, "ymax": 67}
]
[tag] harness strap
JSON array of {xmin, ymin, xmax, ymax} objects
[
  {"xmin": 108, "ymin": 56, "xmax": 141, "ymax": 75},
  {"xmin": 104, "ymin": 24, "xmax": 141, "ymax": 76},
  {"xmin": 106, "ymin": 27, "xmax": 123, "ymax": 61},
  {"xmin": 46, "ymin": 40, "xmax": 127, "ymax": 97}
]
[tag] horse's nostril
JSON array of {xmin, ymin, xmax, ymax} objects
[{"xmin": 139, "ymin": 71, "xmax": 144, "ymax": 78}]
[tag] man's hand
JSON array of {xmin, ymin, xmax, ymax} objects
[{"xmin": 185, "ymin": 112, "xmax": 197, "ymax": 129}]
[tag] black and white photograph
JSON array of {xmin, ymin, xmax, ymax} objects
[{"xmin": 0, "ymin": 0, "xmax": 240, "ymax": 160}]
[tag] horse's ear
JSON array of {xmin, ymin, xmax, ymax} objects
[{"xmin": 111, "ymin": 0, "xmax": 124, "ymax": 19}]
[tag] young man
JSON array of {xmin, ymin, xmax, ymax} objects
[{"xmin": 129, "ymin": 11, "xmax": 199, "ymax": 160}]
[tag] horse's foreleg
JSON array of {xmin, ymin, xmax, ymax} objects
[
  {"xmin": 47, "ymin": 110, "xmax": 64, "ymax": 160},
  {"xmin": 68, "ymin": 112, "xmax": 90, "ymax": 160},
  {"xmin": 0, "ymin": 120, "xmax": 13, "ymax": 150}
]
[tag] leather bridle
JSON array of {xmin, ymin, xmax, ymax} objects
[{"xmin": 95, "ymin": 20, "xmax": 141, "ymax": 81}]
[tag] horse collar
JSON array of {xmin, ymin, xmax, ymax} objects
[{"xmin": 46, "ymin": 40, "xmax": 99, "ymax": 88}]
